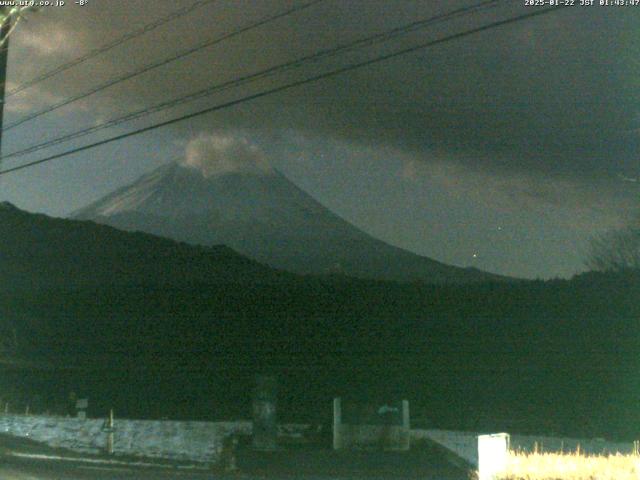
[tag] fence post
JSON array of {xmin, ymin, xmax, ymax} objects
[
  {"xmin": 101, "ymin": 408, "xmax": 115, "ymax": 455},
  {"xmin": 252, "ymin": 375, "xmax": 277, "ymax": 451},
  {"xmin": 333, "ymin": 397, "xmax": 342, "ymax": 450},
  {"xmin": 400, "ymin": 400, "xmax": 410, "ymax": 451},
  {"xmin": 107, "ymin": 409, "xmax": 114, "ymax": 455},
  {"xmin": 478, "ymin": 433, "xmax": 510, "ymax": 480}
]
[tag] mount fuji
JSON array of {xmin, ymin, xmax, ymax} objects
[{"xmin": 73, "ymin": 161, "xmax": 500, "ymax": 284}]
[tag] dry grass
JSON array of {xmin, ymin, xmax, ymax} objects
[{"xmin": 496, "ymin": 449, "xmax": 640, "ymax": 480}]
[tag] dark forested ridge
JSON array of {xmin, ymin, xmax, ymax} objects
[
  {"xmin": 0, "ymin": 201, "xmax": 292, "ymax": 289},
  {"xmin": 1, "ymin": 203, "xmax": 639, "ymax": 440}
]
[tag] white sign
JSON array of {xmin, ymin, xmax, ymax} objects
[{"xmin": 478, "ymin": 433, "xmax": 510, "ymax": 480}]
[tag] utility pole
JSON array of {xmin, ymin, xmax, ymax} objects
[
  {"xmin": 0, "ymin": 7, "xmax": 13, "ymax": 160},
  {"xmin": 0, "ymin": 6, "xmax": 37, "ymax": 164}
]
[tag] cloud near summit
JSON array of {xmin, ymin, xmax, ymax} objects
[{"xmin": 182, "ymin": 133, "xmax": 273, "ymax": 177}]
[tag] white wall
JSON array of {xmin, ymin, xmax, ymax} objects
[
  {"xmin": 0, "ymin": 414, "xmax": 251, "ymax": 463},
  {"xmin": 2, "ymin": 414, "xmax": 631, "ymax": 469}
]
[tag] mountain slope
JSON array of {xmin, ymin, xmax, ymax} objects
[
  {"xmin": 73, "ymin": 162, "xmax": 502, "ymax": 284},
  {"xmin": 0, "ymin": 201, "xmax": 289, "ymax": 290}
]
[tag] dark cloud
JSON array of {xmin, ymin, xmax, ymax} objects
[{"xmin": 10, "ymin": 1, "xmax": 638, "ymax": 180}]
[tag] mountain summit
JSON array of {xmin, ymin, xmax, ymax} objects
[{"xmin": 74, "ymin": 160, "xmax": 499, "ymax": 284}]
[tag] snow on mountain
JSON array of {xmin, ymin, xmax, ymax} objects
[{"xmin": 73, "ymin": 135, "xmax": 500, "ymax": 284}]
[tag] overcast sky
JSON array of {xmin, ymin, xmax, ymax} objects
[{"xmin": 0, "ymin": 0, "xmax": 638, "ymax": 279}]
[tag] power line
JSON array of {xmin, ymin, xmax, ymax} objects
[
  {"xmin": 0, "ymin": 5, "xmax": 569, "ymax": 177},
  {"xmin": 3, "ymin": 0, "xmax": 217, "ymax": 99},
  {"xmin": 1, "ymin": 0, "xmax": 503, "ymax": 162},
  {"xmin": 3, "ymin": 0, "xmax": 326, "ymax": 131}
]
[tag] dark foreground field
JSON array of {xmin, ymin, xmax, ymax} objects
[{"xmin": 235, "ymin": 444, "xmax": 468, "ymax": 479}]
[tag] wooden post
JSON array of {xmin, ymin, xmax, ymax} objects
[
  {"xmin": 333, "ymin": 397, "xmax": 342, "ymax": 450},
  {"xmin": 107, "ymin": 409, "xmax": 114, "ymax": 455},
  {"xmin": 400, "ymin": 399, "xmax": 410, "ymax": 450},
  {"xmin": 252, "ymin": 375, "xmax": 277, "ymax": 451},
  {"xmin": 102, "ymin": 408, "xmax": 115, "ymax": 455}
]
